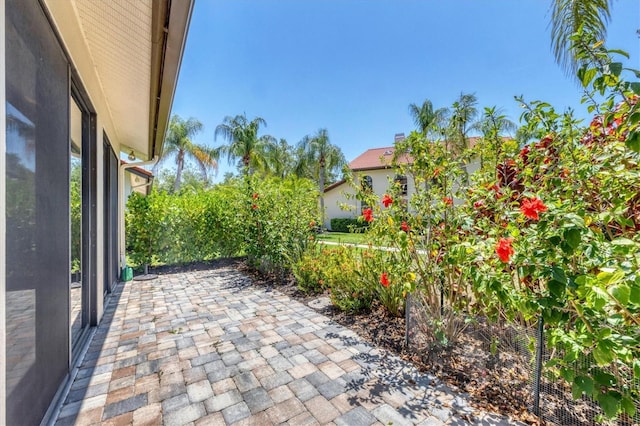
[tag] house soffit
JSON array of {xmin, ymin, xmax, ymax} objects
[{"xmin": 71, "ymin": 0, "xmax": 152, "ymax": 157}]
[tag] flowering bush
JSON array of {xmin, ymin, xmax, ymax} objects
[{"xmin": 342, "ymin": 40, "xmax": 640, "ymax": 419}]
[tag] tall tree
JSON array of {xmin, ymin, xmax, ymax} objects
[
  {"xmin": 446, "ymin": 93, "xmax": 479, "ymax": 183},
  {"xmin": 550, "ymin": 0, "xmax": 613, "ymax": 76},
  {"xmin": 264, "ymin": 138, "xmax": 294, "ymax": 179},
  {"xmin": 159, "ymin": 115, "xmax": 217, "ymax": 193},
  {"xmin": 448, "ymin": 93, "xmax": 479, "ymax": 154},
  {"xmin": 298, "ymin": 129, "xmax": 346, "ymax": 227},
  {"xmin": 214, "ymin": 114, "xmax": 275, "ymax": 176},
  {"xmin": 408, "ymin": 99, "xmax": 448, "ymax": 138},
  {"xmin": 475, "ymin": 106, "xmax": 517, "ymax": 169}
]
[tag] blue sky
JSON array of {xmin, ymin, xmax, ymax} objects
[{"xmin": 170, "ymin": 0, "xmax": 640, "ymax": 181}]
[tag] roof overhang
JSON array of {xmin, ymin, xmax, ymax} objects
[
  {"xmin": 42, "ymin": 0, "xmax": 194, "ymax": 160},
  {"xmin": 149, "ymin": 0, "xmax": 194, "ymax": 160}
]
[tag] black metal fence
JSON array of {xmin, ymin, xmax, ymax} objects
[{"xmin": 405, "ymin": 293, "xmax": 640, "ymax": 426}]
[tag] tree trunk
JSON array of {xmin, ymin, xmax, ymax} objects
[
  {"xmin": 173, "ymin": 151, "xmax": 184, "ymax": 192},
  {"xmin": 319, "ymin": 159, "xmax": 326, "ymax": 230},
  {"xmin": 244, "ymin": 154, "xmax": 251, "ymax": 176}
]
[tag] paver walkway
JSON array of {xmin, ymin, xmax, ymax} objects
[{"xmin": 54, "ymin": 264, "xmax": 521, "ymax": 425}]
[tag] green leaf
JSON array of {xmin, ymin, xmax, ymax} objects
[
  {"xmin": 597, "ymin": 270, "xmax": 625, "ymax": 286},
  {"xmin": 634, "ymin": 360, "xmax": 640, "ymax": 378},
  {"xmin": 572, "ymin": 376, "xmax": 593, "ymax": 399},
  {"xmin": 551, "ymin": 266, "xmax": 567, "ymax": 284},
  {"xmin": 610, "ymin": 62, "xmax": 623, "ymax": 77},
  {"xmin": 564, "ymin": 228, "xmax": 581, "ymax": 249},
  {"xmin": 593, "ymin": 344, "xmax": 615, "ymax": 366},
  {"xmin": 626, "ymin": 131, "xmax": 640, "ymax": 152},
  {"xmin": 628, "ymin": 111, "xmax": 640, "ymax": 126},
  {"xmin": 597, "ymin": 392, "xmax": 620, "ymax": 419},
  {"xmin": 593, "ymin": 368, "xmax": 617, "ymax": 386},
  {"xmin": 548, "ymin": 280, "xmax": 565, "ymax": 298},
  {"xmin": 609, "ymin": 285, "xmax": 630, "ymax": 305},
  {"xmin": 579, "ymin": 67, "xmax": 598, "ymax": 88},
  {"xmin": 608, "ymin": 49, "xmax": 630, "ymax": 59},
  {"xmin": 611, "ymin": 238, "xmax": 636, "ymax": 247},
  {"xmin": 630, "ymin": 287, "xmax": 640, "ymax": 306},
  {"xmin": 621, "ymin": 396, "xmax": 636, "ymax": 417},
  {"xmin": 631, "ymin": 83, "xmax": 640, "ymax": 96}
]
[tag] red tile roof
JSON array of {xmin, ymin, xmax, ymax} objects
[
  {"xmin": 348, "ymin": 147, "xmax": 412, "ymax": 171},
  {"xmin": 323, "ymin": 179, "xmax": 346, "ymax": 193},
  {"xmin": 347, "ymin": 137, "xmax": 510, "ymax": 171},
  {"xmin": 121, "ymin": 160, "xmax": 154, "ymax": 177}
]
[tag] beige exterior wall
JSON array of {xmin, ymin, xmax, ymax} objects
[
  {"xmin": 323, "ymin": 168, "xmax": 418, "ymax": 230},
  {"xmin": 42, "ymin": 2, "xmax": 130, "ymax": 325},
  {"xmin": 323, "ymin": 159, "xmax": 483, "ymax": 229},
  {"xmin": 125, "ymin": 170, "xmax": 152, "ymax": 199},
  {"xmin": 323, "ymin": 183, "xmax": 356, "ymax": 230}
]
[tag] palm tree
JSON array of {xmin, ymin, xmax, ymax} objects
[
  {"xmin": 408, "ymin": 99, "xmax": 448, "ymax": 138},
  {"xmin": 214, "ymin": 114, "xmax": 275, "ymax": 176},
  {"xmin": 264, "ymin": 138, "xmax": 294, "ymax": 179},
  {"xmin": 448, "ymin": 93, "xmax": 479, "ymax": 154},
  {"xmin": 446, "ymin": 93, "xmax": 479, "ymax": 183},
  {"xmin": 550, "ymin": 0, "xmax": 613, "ymax": 76},
  {"xmin": 159, "ymin": 115, "xmax": 217, "ymax": 193},
  {"xmin": 298, "ymin": 129, "xmax": 346, "ymax": 227},
  {"xmin": 475, "ymin": 106, "xmax": 517, "ymax": 169}
]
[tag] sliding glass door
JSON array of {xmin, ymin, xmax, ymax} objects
[{"xmin": 5, "ymin": 0, "xmax": 70, "ymax": 423}]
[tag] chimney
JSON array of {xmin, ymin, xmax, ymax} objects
[{"xmin": 394, "ymin": 133, "xmax": 405, "ymax": 143}]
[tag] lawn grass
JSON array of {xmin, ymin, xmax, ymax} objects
[{"xmin": 316, "ymin": 231, "xmax": 369, "ymax": 245}]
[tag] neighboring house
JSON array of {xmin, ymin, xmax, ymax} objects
[
  {"xmin": 323, "ymin": 145, "xmax": 416, "ymax": 229},
  {"xmin": 122, "ymin": 161, "xmax": 154, "ymax": 198},
  {"xmin": 1, "ymin": 1, "xmax": 193, "ymax": 424},
  {"xmin": 323, "ymin": 135, "xmax": 487, "ymax": 230}
]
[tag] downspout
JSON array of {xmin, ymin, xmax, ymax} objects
[{"xmin": 119, "ymin": 156, "xmax": 158, "ymax": 272}]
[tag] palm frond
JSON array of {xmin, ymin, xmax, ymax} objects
[{"xmin": 550, "ymin": 0, "xmax": 612, "ymax": 76}]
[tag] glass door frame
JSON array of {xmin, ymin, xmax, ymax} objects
[{"xmin": 70, "ymin": 82, "xmax": 96, "ymax": 359}]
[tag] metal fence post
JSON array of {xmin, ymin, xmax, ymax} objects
[
  {"xmin": 532, "ymin": 317, "xmax": 544, "ymax": 416},
  {"xmin": 405, "ymin": 293, "xmax": 411, "ymax": 347}
]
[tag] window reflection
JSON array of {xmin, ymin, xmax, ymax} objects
[
  {"xmin": 5, "ymin": 102, "xmax": 37, "ymax": 398},
  {"xmin": 70, "ymin": 99, "xmax": 83, "ymax": 347}
]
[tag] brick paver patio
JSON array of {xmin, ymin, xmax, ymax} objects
[{"xmin": 54, "ymin": 264, "xmax": 521, "ymax": 425}]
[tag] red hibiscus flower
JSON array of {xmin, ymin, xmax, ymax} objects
[
  {"xmin": 401, "ymin": 221, "xmax": 410, "ymax": 232},
  {"xmin": 520, "ymin": 197, "xmax": 548, "ymax": 220},
  {"xmin": 495, "ymin": 237, "xmax": 514, "ymax": 263},
  {"xmin": 443, "ymin": 197, "xmax": 453, "ymax": 206},
  {"xmin": 380, "ymin": 272, "xmax": 390, "ymax": 287},
  {"xmin": 251, "ymin": 204, "xmax": 259, "ymax": 210},
  {"xmin": 253, "ymin": 193, "xmax": 259, "ymax": 199},
  {"xmin": 382, "ymin": 194, "xmax": 393, "ymax": 208},
  {"xmin": 473, "ymin": 200, "xmax": 484, "ymax": 209},
  {"xmin": 362, "ymin": 208, "xmax": 374, "ymax": 222}
]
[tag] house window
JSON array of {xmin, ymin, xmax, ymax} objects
[
  {"xmin": 395, "ymin": 174, "xmax": 408, "ymax": 196},
  {"xmin": 361, "ymin": 175, "xmax": 372, "ymax": 212}
]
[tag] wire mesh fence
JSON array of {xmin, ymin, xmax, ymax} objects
[{"xmin": 405, "ymin": 292, "xmax": 640, "ymax": 426}]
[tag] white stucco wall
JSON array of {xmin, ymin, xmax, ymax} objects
[
  {"xmin": 323, "ymin": 182, "xmax": 356, "ymax": 230},
  {"xmin": 323, "ymin": 169, "xmax": 418, "ymax": 230}
]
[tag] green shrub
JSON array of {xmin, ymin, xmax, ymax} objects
[
  {"xmin": 311, "ymin": 245, "xmax": 374, "ymax": 312},
  {"xmin": 125, "ymin": 176, "xmax": 319, "ymax": 271},
  {"xmin": 291, "ymin": 247, "xmax": 325, "ymax": 294},
  {"xmin": 330, "ymin": 217, "xmax": 368, "ymax": 233}
]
